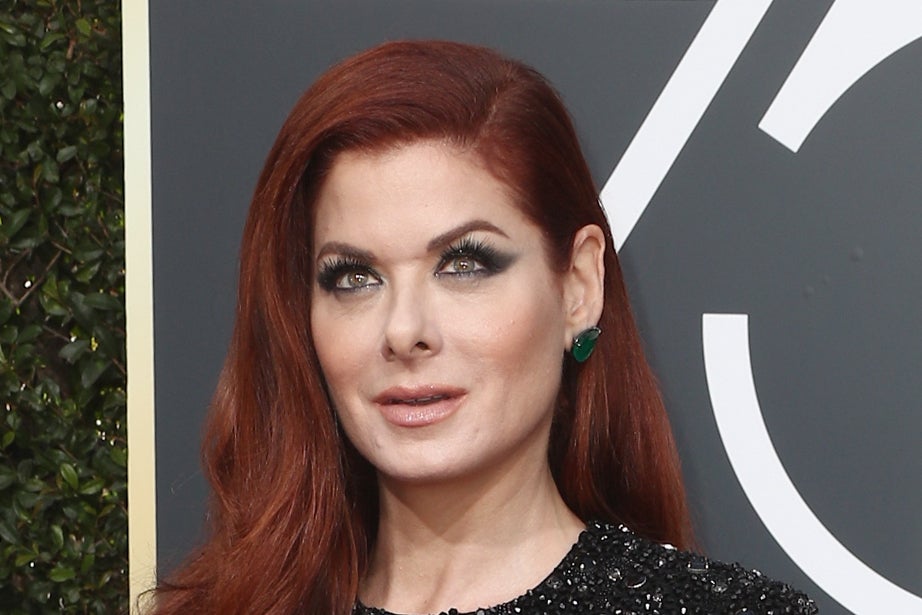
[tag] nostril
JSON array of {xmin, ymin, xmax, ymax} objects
[{"xmin": 415, "ymin": 341, "xmax": 429, "ymax": 351}]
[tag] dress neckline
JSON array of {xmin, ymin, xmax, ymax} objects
[{"xmin": 353, "ymin": 521, "xmax": 609, "ymax": 615}]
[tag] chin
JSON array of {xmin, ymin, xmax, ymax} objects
[{"xmin": 374, "ymin": 456, "xmax": 467, "ymax": 486}]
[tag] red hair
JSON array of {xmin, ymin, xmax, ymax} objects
[{"xmin": 153, "ymin": 40, "xmax": 691, "ymax": 615}]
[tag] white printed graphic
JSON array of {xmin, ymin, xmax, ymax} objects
[
  {"xmin": 760, "ymin": 1, "xmax": 922, "ymax": 152},
  {"xmin": 700, "ymin": 4, "xmax": 922, "ymax": 614},
  {"xmin": 602, "ymin": 1, "xmax": 922, "ymax": 611},
  {"xmin": 702, "ymin": 314, "xmax": 922, "ymax": 614},
  {"xmin": 602, "ymin": 0, "xmax": 773, "ymax": 253}
]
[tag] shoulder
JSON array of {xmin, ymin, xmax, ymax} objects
[{"xmin": 524, "ymin": 521, "xmax": 818, "ymax": 614}]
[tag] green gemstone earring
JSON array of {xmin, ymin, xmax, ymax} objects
[{"xmin": 570, "ymin": 326, "xmax": 602, "ymax": 363}]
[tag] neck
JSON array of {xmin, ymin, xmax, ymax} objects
[{"xmin": 361, "ymin": 454, "xmax": 584, "ymax": 614}]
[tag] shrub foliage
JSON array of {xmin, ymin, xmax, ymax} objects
[{"xmin": 0, "ymin": 0, "xmax": 126, "ymax": 612}]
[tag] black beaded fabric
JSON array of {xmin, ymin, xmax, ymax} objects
[{"xmin": 353, "ymin": 521, "xmax": 818, "ymax": 615}]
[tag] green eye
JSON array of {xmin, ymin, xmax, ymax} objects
[
  {"xmin": 440, "ymin": 255, "xmax": 485, "ymax": 275},
  {"xmin": 436, "ymin": 237, "xmax": 514, "ymax": 278},
  {"xmin": 317, "ymin": 258, "xmax": 382, "ymax": 293},
  {"xmin": 337, "ymin": 270, "xmax": 378, "ymax": 289}
]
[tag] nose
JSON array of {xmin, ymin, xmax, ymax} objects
[{"xmin": 382, "ymin": 281, "xmax": 441, "ymax": 361}]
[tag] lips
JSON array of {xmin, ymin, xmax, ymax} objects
[
  {"xmin": 372, "ymin": 385, "xmax": 466, "ymax": 427},
  {"xmin": 380, "ymin": 393, "xmax": 451, "ymax": 406}
]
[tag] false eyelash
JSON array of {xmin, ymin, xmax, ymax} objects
[
  {"xmin": 316, "ymin": 256, "xmax": 378, "ymax": 291},
  {"xmin": 438, "ymin": 237, "xmax": 515, "ymax": 275}
]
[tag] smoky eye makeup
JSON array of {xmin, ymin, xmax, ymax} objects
[
  {"xmin": 315, "ymin": 234, "xmax": 517, "ymax": 292},
  {"xmin": 435, "ymin": 236, "xmax": 517, "ymax": 278},
  {"xmin": 316, "ymin": 256, "xmax": 382, "ymax": 292}
]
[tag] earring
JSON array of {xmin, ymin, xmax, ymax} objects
[{"xmin": 571, "ymin": 326, "xmax": 601, "ymax": 363}]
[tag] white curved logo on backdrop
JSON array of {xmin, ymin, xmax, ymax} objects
[{"xmin": 600, "ymin": 1, "xmax": 922, "ymax": 613}]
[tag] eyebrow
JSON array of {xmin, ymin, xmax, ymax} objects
[{"xmin": 315, "ymin": 219, "xmax": 509, "ymax": 262}]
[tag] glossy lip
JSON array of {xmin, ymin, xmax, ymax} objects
[{"xmin": 372, "ymin": 385, "xmax": 467, "ymax": 427}]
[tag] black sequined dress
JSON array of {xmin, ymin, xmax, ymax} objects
[{"xmin": 353, "ymin": 521, "xmax": 818, "ymax": 614}]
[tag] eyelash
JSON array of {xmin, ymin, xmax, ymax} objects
[
  {"xmin": 435, "ymin": 238, "xmax": 511, "ymax": 278},
  {"xmin": 316, "ymin": 238, "xmax": 514, "ymax": 293},
  {"xmin": 316, "ymin": 257, "xmax": 381, "ymax": 293}
]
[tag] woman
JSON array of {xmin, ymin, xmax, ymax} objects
[{"xmin": 153, "ymin": 41, "xmax": 816, "ymax": 614}]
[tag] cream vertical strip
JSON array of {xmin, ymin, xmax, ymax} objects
[{"xmin": 122, "ymin": 0, "xmax": 157, "ymax": 612}]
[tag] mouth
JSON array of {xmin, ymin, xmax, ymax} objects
[
  {"xmin": 381, "ymin": 393, "xmax": 453, "ymax": 406},
  {"xmin": 372, "ymin": 385, "xmax": 466, "ymax": 427}
]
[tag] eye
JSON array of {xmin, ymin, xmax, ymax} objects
[
  {"xmin": 437, "ymin": 254, "xmax": 487, "ymax": 276},
  {"xmin": 435, "ymin": 237, "xmax": 515, "ymax": 278},
  {"xmin": 336, "ymin": 269, "xmax": 380, "ymax": 289},
  {"xmin": 317, "ymin": 258, "xmax": 382, "ymax": 293}
]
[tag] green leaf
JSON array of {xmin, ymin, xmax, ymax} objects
[
  {"xmin": 15, "ymin": 490, "xmax": 39, "ymax": 509},
  {"xmin": 0, "ymin": 299, "xmax": 13, "ymax": 324},
  {"xmin": 60, "ymin": 463, "xmax": 78, "ymax": 490},
  {"xmin": 75, "ymin": 18, "xmax": 91, "ymax": 36},
  {"xmin": 74, "ymin": 260, "xmax": 102, "ymax": 283},
  {"xmin": 73, "ymin": 244, "xmax": 104, "ymax": 263},
  {"xmin": 39, "ymin": 292, "xmax": 69, "ymax": 317},
  {"xmin": 40, "ymin": 32, "xmax": 67, "ymax": 50},
  {"xmin": 38, "ymin": 74, "xmax": 57, "ymax": 96},
  {"xmin": 56, "ymin": 145, "xmax": 77, "ymax": 163},
  {"xmin": 64, "ymin": 586, "xmax": 81, "ymax": 604},
  {"xmin": 41, "ymin": 159, "xmax": 60, "ymax": 183},
  {"xmin": 93, "ymin": 325, "xmax": 121, "ymax": 358},
  {"xmin": 79, "ymin": 478, "xmax": 104, "ymax": 495},
  {"xmin": 83, "ymin": 292, "xmax": 120, "ymax": 311},
  {"xmin": 1, "ymin": 430, "xmax": 14, "ymax": 449},
  {"xmin": 80, "ymin": 553, "xmax": 95, "ymax": 574},
  {"xmin": 12, "ymin": 342, "xmax": 37, "ymax": 364},
  {"xmin": 49, "ymin": 565, "xmax": 76, "ymax": 582},
  {"xmin": 0, "ymin": 517, "xmax": 18, "ymax": 544},
  {"xmin": 58, "ymin": 339, "xmax": 90, "ymax": 364},
  {"xmin": 7, "ymin": 412, "xmax": 23, "ymax": 432},
  {"xmin": 80, "ymin": 359, "xmax": 108, "ymax": 388},
  {"xmin": 27, "ymin": 140, "xmax": 43, "ymax": 160},
  {"xmin": 109, "ymin": 446, "xmax": 126, "ymax": 469},
  {"xmin": 0, "ymin": 465, "xmax": 15, "ymax": 489},
  {"xmin": 5, "ymin": 31, "xmax": 26, "ymax": 47},
  {"xmin": 51, "ymin": 525, "xmax": 64, "ymax": 550},
  {"xmin": 0, "ymin": 325, "xmax": 16, "ymax": 344},
  {"xmin": 16, "ymin": 324, "xmax": 42, "ymax": 343},
  {"xmin": 15, "ymin": 551, "xmax": 35, "ymax": 567},
  {"xmin": 1, "ymin": 208, "xmax": 30, "ymax": 238},
  {"xmin": 22, "ymin": 478, "xmax": 43, "ymax": 493},
  {"xmin": 57, "ymin": 204, "xmax": 84, "ymax": 217}
]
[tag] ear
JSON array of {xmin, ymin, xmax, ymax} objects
[{"xmin": 562, "ymin": 224, "xmax": 605, "ymax": 350}]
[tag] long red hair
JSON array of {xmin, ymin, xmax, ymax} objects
[{"xmin": 152, "ymin": 40, "xmax": 691, "ymax": 615}]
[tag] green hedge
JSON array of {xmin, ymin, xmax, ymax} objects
[{"xmin": 0, "ymin": 1, "xmax": 126, "ymax": 613}]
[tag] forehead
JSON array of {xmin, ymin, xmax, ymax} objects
[{"xmin": 311, "ymin": 141, "xmax": 534, "ymax": 249}]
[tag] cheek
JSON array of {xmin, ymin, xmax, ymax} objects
[
  {"xmin": 448, "ymin": 280, "xmax": 566, "ymax": 381},
  {"xmin": 310, "ymin": 303, "xmax": 378, "ymax": 401}
]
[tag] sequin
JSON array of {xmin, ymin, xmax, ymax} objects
[{"xmin": 353, "ymin": 521, "xmax": 818, "ymax": 615}]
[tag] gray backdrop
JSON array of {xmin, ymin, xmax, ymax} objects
[{"xmin": 149, "ymin": 2, "xmax": 922, "ymax": 613}]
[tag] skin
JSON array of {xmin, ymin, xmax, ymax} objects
[{"xmin": 310, "ymin": 141, "xmax": 605, "ymax": 614}]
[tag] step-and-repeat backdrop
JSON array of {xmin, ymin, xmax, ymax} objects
[{"xmin": 142, "ymin": 2, "xmax": 922, "ymax": 613}]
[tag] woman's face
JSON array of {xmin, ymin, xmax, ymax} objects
[{"xmin": 310, "ymin": 141, "xmax": 572, "ymax": 485}]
